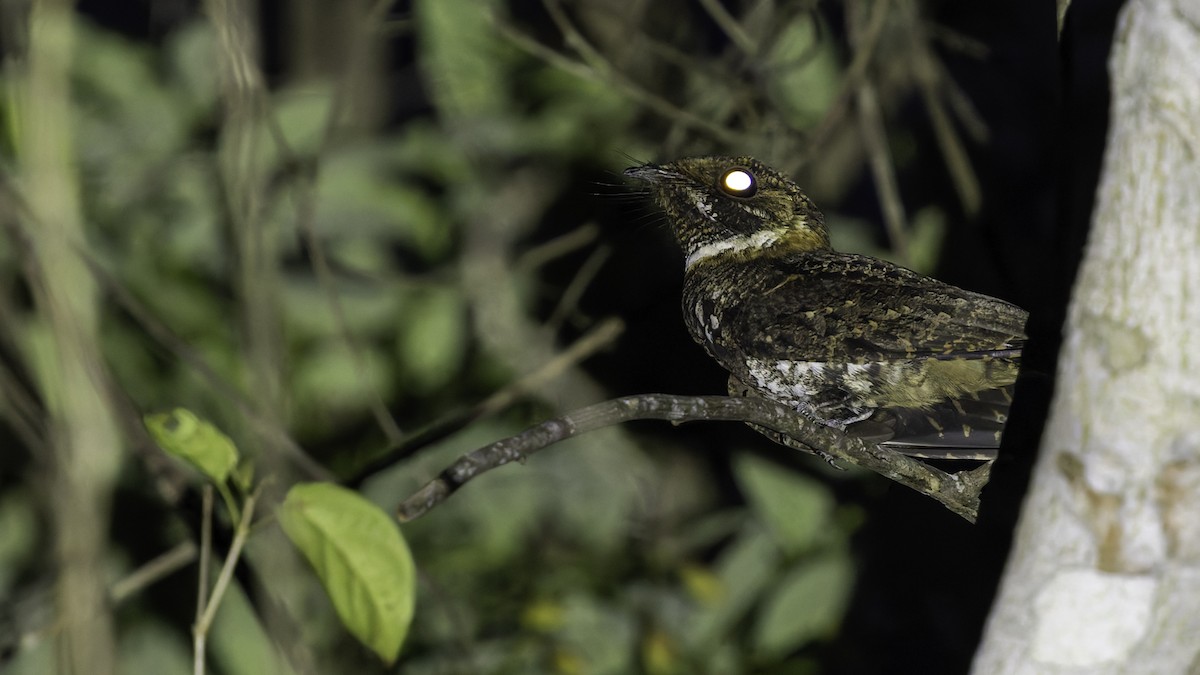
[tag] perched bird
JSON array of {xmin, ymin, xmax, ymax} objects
[{"xmin": 625, "ymin": 156, "xmax": 1028, "ymax": 460}]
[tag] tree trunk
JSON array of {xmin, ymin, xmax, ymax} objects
[{"xmin": 973, "ymin": 0, "xmax": 1200, "ymax": 672}]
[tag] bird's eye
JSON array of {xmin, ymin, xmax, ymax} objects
[{"xmin": 718, "ymin": 167, "xmax": 757, "ymax": 198}]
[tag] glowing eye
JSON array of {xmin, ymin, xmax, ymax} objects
[{"xmin": 719, "ymin": 167, "xmax": 757, "ymax": 197}]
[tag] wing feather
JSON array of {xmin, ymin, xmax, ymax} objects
[{"xmin": 729, "ymin": 253, "xmax": 1027, "ymax": 364}]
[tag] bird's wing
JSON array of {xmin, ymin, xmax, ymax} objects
[
  {"xmin": 726, "ymin": 252, "xmax": 1027, "ymax": 365},
  {"xmin": 716, "ymin": 252, "xmax": 1028, "ymax": 457}
]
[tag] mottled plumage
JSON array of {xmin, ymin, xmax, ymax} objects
[{"xmin": 625, "ymin": 156, "xmax": 1028, "ymax": 459}]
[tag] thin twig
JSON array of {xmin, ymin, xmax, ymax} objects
[
  {"xmin": 110, "ymin": 541, "xmax": 199, "ymax": 604},
  {"xmin": 918, "ymin": 76, "xmax": 980, "ymax": 216},
  {"xmin": 924, "ymin": 21, "xmax": 990, "ymax": 59},
  {"xmin": 855, "ymin": 81, "xmax": 910, "ymax": 262},
  {"xmin": 494, "ymin": 13, "xmax": 744, "ymax": 146},
  {"xmin": 547, "ymin": 243, "xmax": 611, "ymax": 330},
  {"xmin": 288, "ymin": 0, "xmax": 405, "ymax": 445},
  {"xmin": 458, "ymin": 166, "xmax": 616, "ymax": 426},
  {"xmin": 195, "ymin": 486, "xmax": 213, "ymax": 629},
  {"xmin": 2, "ymin": 170, "xmax": 330, "ymax": 481},
  {"xmin": 83, "ymin": 256, "xmax": 333, "ymax": 481},
  {"xmin": 542, "ymin": 0, "xmax": 738, "ymax": 146},
  {"xmin": 347, "ymin": 316, "xmax": 625, "ymax": 486},
  {"xmin": 907, "ymin": 8, "xmax": 982, "ymax": 216},
  {"xmin": 938, "ymin": 68, "xmax": 990, "ymax": 144},
  {"xmin": 2, "ymin": 540, "xmax": 200, "ymax": 658},
  {"xmin": 397, "ymin": 394, "xmax": 991, "ymax": 524},
  {"xmin": 0, "ymin": 353, "xmax": 45, "ymax": 452},
  {"xmin": 0, "ymin": 185, "xmax": 49, "ymax": 453},
  {"xmin": 802, "ymin": 0, "xmax": 893, "ymax": 162},
  {"xmin": 847, "ymin": 0, "xmax": 909, "ymax": 261},
  {"xmin": 194, "ymin": 487, "xmax": 261, "ymax": 675},
  {"xmin": 515, "ymin": 222, "xmax": 600, "ymax": 272},
  {"xmin": 696, "ymin": 0, "xmax": 757, "ymax": 56}
]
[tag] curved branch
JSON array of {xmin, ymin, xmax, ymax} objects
[{"xmin": 396, "ymin": 394, "xmax": 991, "ymax": 524}]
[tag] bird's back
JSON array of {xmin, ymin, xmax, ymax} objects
[{"xmin": 683, "ymin": 250, "xmax": 1027, "ymax": 455}]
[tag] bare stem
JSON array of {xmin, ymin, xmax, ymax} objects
[
  {"xmin": 803, "ymin": 0, "xmax": 893, "ymax": 160},
  {"xmin": 847, "ymin": 0, "xmax": 909, "ymax": 261},
  {"xmin": 347, "ymin": 316, "xmax": 625, "ymax": 487},
  {"xmin": 495, "ymin": 12, "xmax": 744, "ymax": 146},
  {"xmin": 193, "ymin": 488, "xmax": 261, "ymax": 675},
  {"xmin": 855, "ymin": 80, "xmax": 910, "ymax": 262},
  {"xmin": 195, "ymin": 487, "xmax": 213, "ymax": 630},
  {"xmin": 109, "ymin": 541, "xmax": 199, "ymax": 605},
  {"xmin": 397, "ymin": 394, "xmax": 991, "ymax": 524}
]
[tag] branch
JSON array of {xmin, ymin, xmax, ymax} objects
[
  {"xmin": 848, "ymin": 0, "xmax": 909, "ymax": 262},
  {"xmin": 906, "ymin": 6, "xmax": 985, "ymax": 216},
  {"xmin": 346, "ymin": 316, "xmax": 625, "ymax": 487},
  {"xmin": 494, "ymin": 11, "xmax": 746, "ymax": 147},
  {"xmin": 396, "ymin": 394, "xmax": 992, "ymax": 524},
  {"xmin": 194, "ymin": 487, "xmax": 261, "ymax": 675},
  {"xmin": 802, "ymin": 0, "xmax": 893, "ymax": 161}
]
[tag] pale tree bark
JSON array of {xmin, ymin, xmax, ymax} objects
[{"xmin": 973, "ymin": 0, "xmax": 1200, "ymax": 673}]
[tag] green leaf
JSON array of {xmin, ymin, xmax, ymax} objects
[
  {"xmin": 282, "ymin": 277, "xmax": 405, "ymax": 339},
  {"xmin": 72, "ymin": 22, "xmax": 191, "ymax": 213},
  {"xmin": 396, "ymin": 288, "xmax": 467, "ymax": 393},
  {"xmin": 0, "ymin": 488, "xmax": 37, "ymax": 592},
  {"xmin": 554, "ymin": 594, "xmax": 637, "ymax": 674},
  {"xmin": 313, "ymin": 149, "xmax": 452, "ymax": 258},
  {"xmin": 752, "ymin": 554, "xmax": 854, "ymax": 658},
  {"xmin": 763, "ymin": 14, "xmax": 841, "ymax": 126},
  {"xmin": 733, "ymin": 454, "xmax": 834, "ymax": 555},
  {"xmin": 908, "ymin": 206, "xmax": 947, "ymax": 275},
  {"xmin": 165, "ymin": 21, "xmax": 219, "ymax": 117},
  {"xmin": 415, "ymin": 0, "xmax": 510, "ymax": 117},
  {"xmin": 290, "ymin": 343, "xmax": 395, "ymax": 432},
  {"xmin": 273, "ymin": 85, "xmax": 334, "ymax": 156},
  {"xmin": 279, "ymin": 482, "xmax": 416, "ymax": 664},
  {"xmin": 826, "ymin": 215, "xmax": 883, "ymax": 259},
  {"xmin": 685, "ymin": 527, "xmax": 780, "ymax": 650},
  {"xmin": 144, "ymin": 408, "xmax": 238, "ymax": 484}
]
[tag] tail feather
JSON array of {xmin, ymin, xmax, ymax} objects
[
  {"xmin": 728, "ymin": 375, "xmax": 1010, "ymax": 462},
  {"xmin": 848, "ymin": 387, "xmax": 1015, "ymax": 461}
]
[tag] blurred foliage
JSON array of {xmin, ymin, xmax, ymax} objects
[{"xmin": 0, "ymin": 0, "xmax": 989, "ymax": 673}]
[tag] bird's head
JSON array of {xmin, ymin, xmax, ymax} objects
[{"xmin": 624, "ymin": 156, "xmax": 829, "ymax": 270}]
